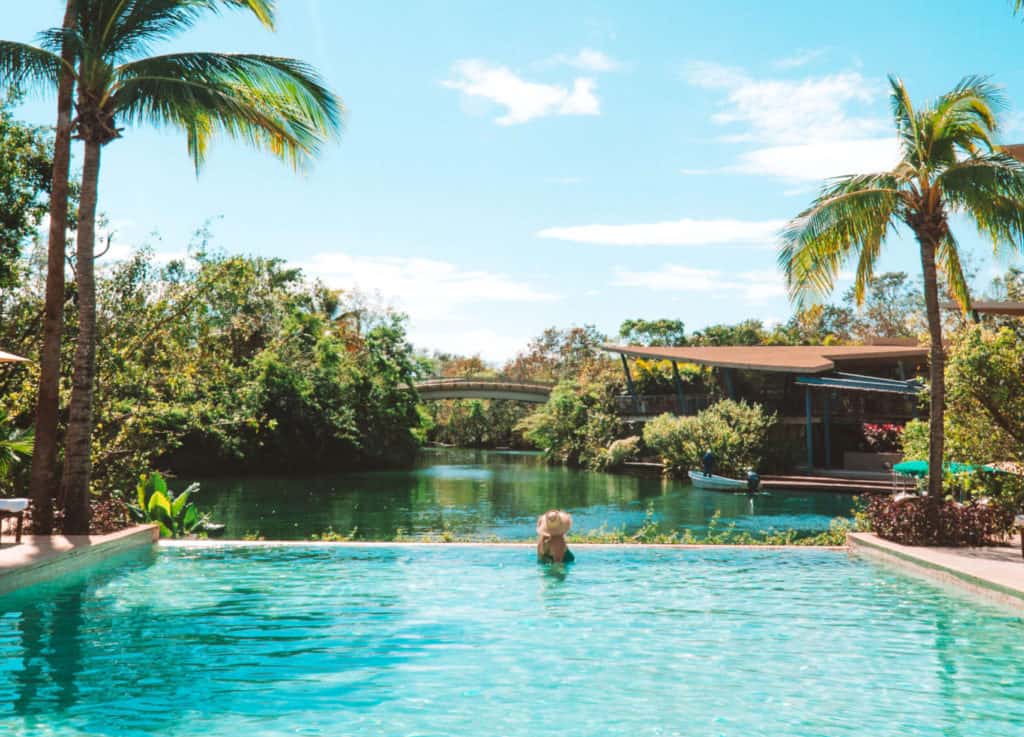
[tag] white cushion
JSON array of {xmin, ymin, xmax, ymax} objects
[{"xmin": 0, "ymin": 499, "xmax": 29, "ymax": 513}]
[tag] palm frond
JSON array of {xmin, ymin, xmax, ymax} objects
[
  {"xmin": 927, "ymin": 75, "xmax": 1004, "ymax": 160},
  {"xmin": 940, "ymin": 153, "xmax": 1024, "ymax": 256},
  {"xmin": 888, "ymin": 75, "xmax": 922, "ymax": 164},
  {"xmin": 76, "ymin": 1, "xmax": 275, "ymax": 63},
  {"xmin": 111, "ymin": 52, "xmax": 342, "ymax": 170},
  {"xmin": 0, "ymin": 41, "xmax": 66, "ymax": 94},
  {"xmin": 936, "ymin": 231, "xmax": 971, "ymax": 312},
  {"xmin": 779, "ymin": 174, "xmax": 901, "ymax": 305}
]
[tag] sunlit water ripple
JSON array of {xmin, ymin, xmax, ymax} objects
[{"xmin": 1, "ymin": 546, "xmax": 1022, "ymax": 736}]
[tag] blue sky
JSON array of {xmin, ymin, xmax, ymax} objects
[{"xmin": 7, "ymin": 0, "xmax": 1024, "ymax": 361}]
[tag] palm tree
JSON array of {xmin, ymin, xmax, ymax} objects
[
  {"xmin": 19, "ymin": 0, "xmax": 80, "ymax": 536},
  {"xmin": 3, "ymin": 0, "xmax": 341, "ymax": 532},
  {"xmin": 781, "ymin": 76, "xmax": 1024, "ymax": 498}
]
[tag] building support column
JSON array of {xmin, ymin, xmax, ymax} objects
[
  {"xmin": 805, "ymin": 385, "xmax": 814, "ymax": 470},
  {"xmin": 823, "ymin": 391, "xmax": 832, "ymax": 469},
  {"xmin": 620, "ymin": 354, "xmax": 640, "ymax": 414},
  {"xmin": 671, "ymin": 361, "xmax": 686, "ymax": 414},
  {"xmin": 723, "ymin": 368, "xmax": 736, "ymax": 400}
]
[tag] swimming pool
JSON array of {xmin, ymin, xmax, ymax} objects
[{"xmin": 1, "ymin": 545, "xmax": 1022, "ymax": 736}]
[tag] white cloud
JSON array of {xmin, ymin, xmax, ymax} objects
[
  {"xmin": 537, "ymin": 217, "xmax": 785, "ymax": 247},
  {"xmin": 729, "ymin": 138, "xmax": 901, "ymax": 181},
  {"xmin": 682, "ymin": 61, "xmax": 899, "ymax": 180},
  {"xmin": 772, "ymin": 48, "xmax": 827, "ymax": 70},
  {"xmin": 549, "ymin": 48, "xmax": 620, "ymax": 72},
  {"xmin": 296, "ymin": 251, "xmax": 558, "ymax": 321},
  {"xmin": 613, "ymin": 264, "xmax": 786, "ymax": 302},
  {"xmin": 443, "ymin": 60, "xmax": 599, "ymax": 125}
]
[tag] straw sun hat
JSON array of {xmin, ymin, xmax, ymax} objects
[{"xmin": 537, "ymin": 509, "xmax": 572, "ymax": 536}]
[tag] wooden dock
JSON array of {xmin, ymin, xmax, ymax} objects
[
  {"xmin": 761, "ymin": 473, "xmax": 912, "ymax": 494},
  {"xmin": 620, "ymin": 462, "xmax": 914, "ymax": 494}
]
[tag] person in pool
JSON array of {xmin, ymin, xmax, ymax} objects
[{"xmin": 537, "ymin": 509, "xmax": 575, "ymax": 563}]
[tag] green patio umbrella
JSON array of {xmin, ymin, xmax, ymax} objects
[{"xmin": 893, "ymin": 460, "xmax": 994, "ymax": 477}]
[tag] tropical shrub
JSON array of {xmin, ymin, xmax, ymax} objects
[
  {"xmin": 596, "ymin": 436, "xmax": 640, "ymax": 471},
  {"xmin": 865, "ymin": 494, "xmax": 1014, "ymax": 546},
  {"xmin": 128, "ymin": 472, "xmax": 207, "ymax": 538},
  {"xmin": 517, "ymin": 381, "xmax": 624, "ymax": 469},
  {"xmin": 0, "ymin": 410, "xmax": 33, "ymax": 494},
  {"xmin": 900, "ymin": 419, "xmax": 930, "ymax": 461},
  {"xmin": 643, "ymin": 399, "xmax": 776, "ymax": 477}
]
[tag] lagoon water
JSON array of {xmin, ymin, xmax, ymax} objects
[
  {"xmin": 1, "ymin": 545, "xmax": 1022, "ymax": 736},
  {"xmin": 194, "ymin": 448, "xmax": 855, "ymax": 540}
]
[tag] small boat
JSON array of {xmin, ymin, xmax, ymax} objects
[{"xmin": 687, "ymin": 471, "xmax": 748, "ymax": 491}]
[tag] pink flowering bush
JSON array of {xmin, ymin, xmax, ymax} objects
[{"xmin": 861, "ymin": 423, "xmax": 903, "ymax": 453}]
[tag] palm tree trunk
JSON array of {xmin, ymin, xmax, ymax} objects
[
  {"xmin": 59, "ymin": 138, "xmax": 100, "ymax": 534},
  {"xmin": 917, "ymin": 232, "xmax": 946, "ymax": 499},
  {"xmin": 28, "ymin": 0, "xmax": 77, "ymax": 535}
]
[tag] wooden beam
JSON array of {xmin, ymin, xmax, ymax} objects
[{"xmin": 620, "ymin": 354, "xmax": 640, "ymax": 414}]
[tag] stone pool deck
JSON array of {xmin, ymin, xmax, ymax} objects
[
  {"xmin": 0, "ymin": 524, "xmax": 158, "ymax": 595},
  {"xmin": 849, "ymin": 532, "xmax": 1024, "ymax": 609}
]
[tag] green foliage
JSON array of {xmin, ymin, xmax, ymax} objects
[
  {"xmin": 0, "ymin": 99, "xmax": 52, "ymax": 288},
  {"xmin": 643, "ymin": 399, "xmax": 777, "ymax": 477},
  {"xmin": 517, "ymin": 381, "xmax": 624, "ymax": 469},
  {"xmin": 0, "ymin": 409, "xmax": 33, "ymax": 491},
  {"xmin": 691, "ymin": 319, "xmax": 767, "ymax": 346},
  {"xmin": 618, "ymin": 318, "xmax": 687, "ymax": 346},
  {"xmin": 426, "ymin": 399, "xmax": 533, "ymax": 449},
  {"xmin": 566, "ymin": 507, "xmax": 850, "ymax": 546},
  {"xmin": 310, "ymin": 527, "xmax": 358, "ymax": 542},
  {"xmin": 128, "ymin": 472, "xmax": 206, "ymax": 538},
  {"xmin": 944, "ymin": 325, "xmax": 1024, "ymax": 465},
  {"xmin": 503, "ymin": 325, "xmax": 613, "ymax": 384},
  {"xmin": 900, "ymin": 419, "xmax": 930, "ymax": 462},
  {"xmin": 0, "ymin": 238, "xmax": 428, "ymax": 492},
  {"xmin": 604, "ymin": 436, "xmax": 640, "ymax": 469}
]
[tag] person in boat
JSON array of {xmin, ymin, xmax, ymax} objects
[
  {"xmin": 702, "ymin": 449, "xmax": 715, "ymax": 477},
  {"xmin": 537, "ymin": 510, "xmax": 575, "ymax": 563}
]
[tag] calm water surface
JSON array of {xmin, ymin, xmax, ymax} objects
[
  {"xmin": 193, "ymin": 448, "xmax": 855, "ymax": 540},
  {"xmin": 0, "ymin": 545, "xmax": 1021, "ymax": 736}
]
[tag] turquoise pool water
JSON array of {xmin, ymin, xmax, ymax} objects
[{"xmin": 1, "ymin": 546, "xmax": 1022, "ymax": 736}]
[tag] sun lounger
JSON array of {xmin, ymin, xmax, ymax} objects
[{"xmin": 0, "ymin": 498, "xmax": 28, "ymax": 544}]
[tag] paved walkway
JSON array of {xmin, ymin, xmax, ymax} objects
[{"xmin": 849, "ymin": 532, "xmax": 1024, "ymax": 608}]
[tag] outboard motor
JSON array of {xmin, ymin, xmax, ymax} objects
[{"xmin": 746, "ymin": 469, "xmax": 761, "ymax": 494}]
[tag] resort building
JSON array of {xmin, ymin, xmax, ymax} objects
[{"xmin": 604, "ymin": 342, "xmax": 927, "ymax": 472}]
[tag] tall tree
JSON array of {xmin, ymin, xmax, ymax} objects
[
  {"xmin": 3, "ymin": 0, "xmax": 341, "ymax": 532},
  {"xmin": 780, "ymin": 76, "xmax": 1024, "ymax": 498},
  {"xmin": 28, "ymin": 0, "xmax": 77, "ymax": 534}
]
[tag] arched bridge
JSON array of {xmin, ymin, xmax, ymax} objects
[{"xmin": 415, "ymin": 379, "xmax": 553, "ymax": 403}]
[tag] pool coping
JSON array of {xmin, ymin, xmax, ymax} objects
[
  {"xmin": 848, "ymin": 532, "xmax": 1024, "ymax": 610},
  {"xmin": 0, "ymin": 524, "xmax": 158, "ymax": 596}
]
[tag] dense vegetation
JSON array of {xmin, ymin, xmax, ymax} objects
[{"xmin": 0, "ymin": 236, "xmax": 426, "ymax": 496}]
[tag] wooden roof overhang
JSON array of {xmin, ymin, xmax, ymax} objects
[{"xmin": 602, "ymin": 343, "xmax": 928, "ymax": 375}]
